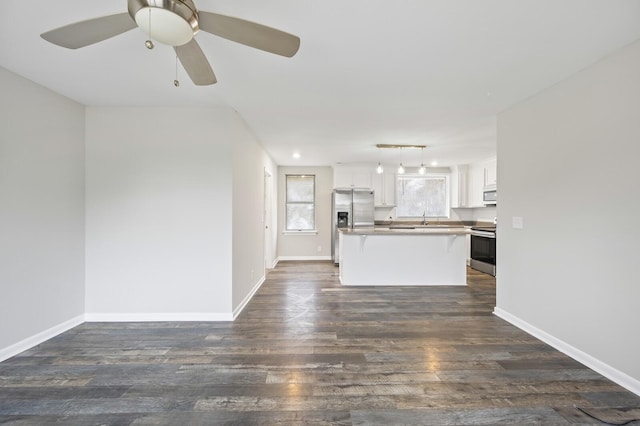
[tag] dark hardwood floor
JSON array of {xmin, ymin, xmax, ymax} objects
[{"xmin": 1, "ymin": 261, "xmax": 639, "ymax": 425}]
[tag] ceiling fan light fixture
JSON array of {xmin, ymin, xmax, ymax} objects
[{"xmin": 134, "ymin": 6, "xmax": 196, "ymax": 46}]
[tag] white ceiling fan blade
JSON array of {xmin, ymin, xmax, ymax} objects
[
  {"xmin": 174, "ymin": 39, "xmax": 217, "ymax": 86},
  {"xmin": 198, "ymin": 12, "xmax": 300, "ymax": 58},
  {"xmin": 41, "ymin": 13, "xmax": 136, "ymax": 49}
]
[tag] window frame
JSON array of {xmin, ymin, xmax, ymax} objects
[
  {"xmin": 284, "ymin": 174, "xmax": 317, "ymax": 234},
  {"xmin": 395, "ymin": 173, "xmax": 450, "ymax": 219}
]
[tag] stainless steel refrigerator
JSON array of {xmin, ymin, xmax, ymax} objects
[{"xmin": 331, "ymin": 188, "xmax": 375, "ymax": 264}]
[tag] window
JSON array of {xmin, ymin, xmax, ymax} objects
[
  {"xmin": 285, "ymin": 175, "xmax": 316, "ymax": 231},
  {"xmin": 396, "ymin": 174, "xmax": 449, "ymax": 218}
]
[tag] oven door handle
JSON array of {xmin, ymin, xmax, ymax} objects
[{"xmin": 471, "ymin": 231, "xmax": 496, "ymax": 239}]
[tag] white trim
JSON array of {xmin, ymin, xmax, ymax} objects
[
  {"xmin": 283, "ymin": 230, "xmax": 318, "ymax": 236},
  {"xmin": 84, "ymin": 312, "xmax": 233, "ymax": 322},
  {"xmin": 342, "ymin": 282, "xmax": 466, "ymax": 286},
  {"xmin": 278, "ymin": 255, "xmax": 332, "ymax": 261},
  {"xmin": 232, "ymin": 275, "xmax": 266, "ymax": 320},
  {"xmin": 494, "ymin": 307, "xmax": 640, "ymax": 397},
  {"xmin": 0, "ymin": 314, "xmax": 85, "ymax": 362},
  {"xmin": 269, "ymin": 258, "xmax": 279, "ymax": 269}
]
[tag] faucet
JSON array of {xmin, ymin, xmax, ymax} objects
[{"xmin": 422, "ymin": 211, "xmax": 427, "ymax": 225}]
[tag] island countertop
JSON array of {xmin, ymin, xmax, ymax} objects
[{"xmin": 339, "ymin": 226, "xmax": 470, "ymax": 236}]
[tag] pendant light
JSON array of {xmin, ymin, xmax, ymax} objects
[
  {"xmin": 373, "ymin": 144, "xmax": 427, "ymax": 175},
  {"xmin": 418, "ymin": 147, "xmax": 426, "ymax": 175}
]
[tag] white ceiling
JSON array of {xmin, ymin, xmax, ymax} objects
[{"xmin": 2, "ymin": 1, "xmax": 640, "ymax": 167}]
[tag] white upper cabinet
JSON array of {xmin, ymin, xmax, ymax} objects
[
  {"xmin": 469, "ymin": 164, "xmax": 486, "ymax": 207},
  {"xmin": 484, "ymin": 158, "xmax": 497, "ymax": 187},
  {"xmin": 373, "ymin": 171, "xmax": 396, "ymax": 206},
  {"xmin": 450, "ymin": 157, "xmax": 496, "ymax": 208},
  {"xmin": 334, "ymin": 166, "xmax": 373, "ymax": 189},
  {"xmin": 450, "ymin": 165, "xmax": 469, "ymax": 208}
]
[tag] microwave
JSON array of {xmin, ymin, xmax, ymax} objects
[{"xmin": 483, "ymin": 186, "xmax": 497, "ymax": 205}]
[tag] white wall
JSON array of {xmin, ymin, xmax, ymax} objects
[
  {"xmin": 85, "ymin": 107, "xmax": 234, "ymax": 320},
  {"xmin": 0, "ymin": 67, "xmax": 85, "ymax": 358},
  {"xmin": 231, "ymin": 114, "xmax": 277, "ymax": 315},
  {"xmin": 496, "ymin": 39, "xmax": 640, "ymax": 393},
  {"xmin": 277, "ymin": 166, "xmax": 333, "ymax": 259}
]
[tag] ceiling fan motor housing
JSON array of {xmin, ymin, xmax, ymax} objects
[{"xmin": 128, "ymin": 0, "xmax": 199, "ymax": 46}]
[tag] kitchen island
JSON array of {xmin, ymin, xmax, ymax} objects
[{"xmin": 339, "ymin": 227, "xmax": 469, "ymax": 286}]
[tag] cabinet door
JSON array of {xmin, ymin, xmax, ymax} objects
[
  {"xmin": 469, "ymin": 165, "xmax": 485, "ymax": 207},
  {"xmin": 334, "ymin": 168, "xmax": 353, "ymax": 188},
  {"xmin": 383, "ymin": 172, "xmax": 396, "ymax": 205},
  {"xmin": 484, "ymin": 159, "xmax": 497, "ymax": 187},
  {"xmin": 352, "ymin": 169, "xmax": 372, "ymax": 189},
  {"xmin": 372, "ymin": 173, "xmax": 384, "ymax": 205},
  {"xmin": 450, "ymin": 165, "xmax": 469, "ymax": 208},
  {"xmin": 334, "ymin": 166, "xmax": 373, "ymax": 189}
]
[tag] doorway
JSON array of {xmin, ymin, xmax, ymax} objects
[{"xmin": 263, "ymin": 169, "xmax": 274, "ymax": 269}]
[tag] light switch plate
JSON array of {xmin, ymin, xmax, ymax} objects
[{"xmin": 512, "ymin": 216, "xmax": 524, "ymax": 229}]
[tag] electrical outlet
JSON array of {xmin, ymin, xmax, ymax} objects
[{"xmin": 317, "ymin": 245, "xmax": 322, "ymax": 252}]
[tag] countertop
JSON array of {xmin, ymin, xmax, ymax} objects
[{"xmin": 339, "ymin": 226, "xmax": 470, "ymax": 236}]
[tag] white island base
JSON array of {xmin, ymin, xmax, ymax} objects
[{"xmin": 339, "ymin": 229, "xmax": 467, "ymax": 286}]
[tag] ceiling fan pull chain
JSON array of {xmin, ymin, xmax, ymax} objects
[
  {"xmin": 145, "ymin": 7, "xmax": 154, "ymax": 49},
  {"xmin": 174, "ymin": 54, "xmax": 180, "ymax": 87}
]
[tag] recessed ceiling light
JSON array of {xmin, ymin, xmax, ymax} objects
[
  {"xmin": 292, "ymin": 152, "xmax": 301, "ymax": 159},
  {"xmin": 431, "ymin": 160, "xmax": 438, "ymax": 166}
]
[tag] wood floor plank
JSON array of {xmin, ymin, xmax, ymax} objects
[
  {"xmin": 350, "ymin": 407, "xmax": 571, "ymax": 425},
  {"xmin": 1, "ymin": 261, "xmax": 639, "ymax": 425}
]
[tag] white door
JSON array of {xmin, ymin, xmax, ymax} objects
[{"xmin": 263, "ymin": 169, "xmax": 274, "ymax": 269}]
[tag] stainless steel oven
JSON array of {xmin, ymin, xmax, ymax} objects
[{"xmin": 470, "ymin": 227, "xmax": 496, "ymax": 276}]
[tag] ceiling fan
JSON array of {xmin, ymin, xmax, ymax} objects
[{"xmin": 40, "ymin": 0, "xmax": 300, "ymax": 86}]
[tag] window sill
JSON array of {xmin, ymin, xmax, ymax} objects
[{"xmin": 283, "ymin": 230, "xmax": 318, "ymax": 236}]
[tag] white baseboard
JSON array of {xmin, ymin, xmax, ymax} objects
[
  {"xmin": 232, "ymin": 275, "xmax": 266, "ymax": 320},
  {"xmin": 268, "ymin": 258, "xmax": 279, "ymax": 269},
  {"xmin": 84, "ymin": 312, "xmax": 233, "ymax": 322},
  {"xmin": 0, "ymin": 314, "xmax": 85, "ymax": 362},
  {"xmin": 494, "ymin": 307, "xmax": 640, "ymax": 397},
  {"xmin": 277, "ymin": 255, "xmax": 332, "ymax": 261}
]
